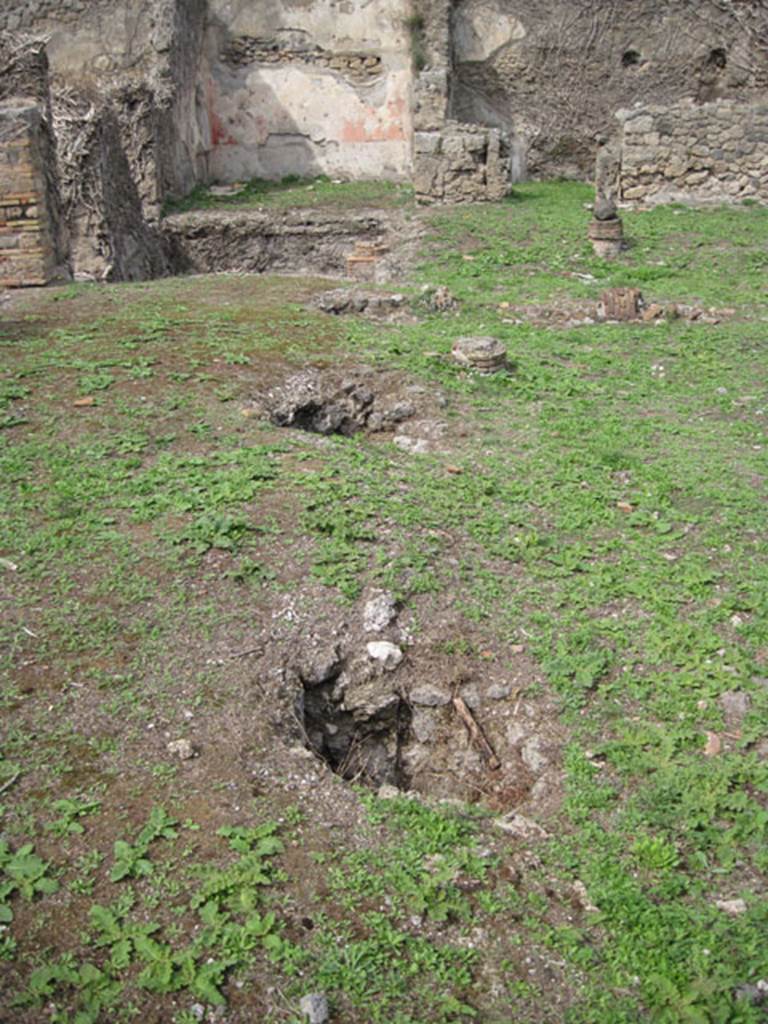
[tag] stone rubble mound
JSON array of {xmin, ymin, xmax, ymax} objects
[{"xmin": 312, "ymin": 287, "xmax": 408, "ymax": 317}]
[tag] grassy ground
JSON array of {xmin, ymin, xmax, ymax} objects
[
  {"xmin": 1, "ymin": 182, "xmax": 767, "ymax": 1023},
  {"xmin": 163, "ymin": 174, "xmax": 415, "ymax": 215}
]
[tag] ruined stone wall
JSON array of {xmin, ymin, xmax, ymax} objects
[
  {"xmin": 54, "ymin": 90, "xmax": 168, "ymax": 281},
  {"xmin": 203, "ymin": 0, "xmax": 413, "ymax": 183},
  {"xmin": 4, "ymin": 0, "xmax": 767, "ymax": 281},
  {"xmin": 16, "ymin": 0, "xmax": 210, "ymax": 213},
  {"xmin": 412, "ymin": 0, "xmax": 452, "ymax": 133},
  {"xmin": 618, "ymin": 100, "xmax": 768, "ymax": 205},
  {"xmin": 5, "ymin": 0, "xmax": 413, "ymax": 188},
  {"xmin": 0, "ymin": 2, "xmax": 210, "ymax": 279},
  {"xmin": 413, "ymin": 121, "xmax": 510, "ymax": 203},
  {"xmin": 410, "ymin": 0, "xmax": 512, "ymax": 202},
  {"xmin": 0, "ymin": 2, "xmax": 106, "ymax": 32},
  {"xmin": 450, "ymin": 0, "xmax": 768, "ymax": 179}
]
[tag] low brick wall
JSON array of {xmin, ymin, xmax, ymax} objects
[
  {"xmin": 619, "ymin": 100, "xmax": 768, "ymax": 205},
  {"xmin": 0, "ymin": 103, "xmax": 56, "ymax": 286}
]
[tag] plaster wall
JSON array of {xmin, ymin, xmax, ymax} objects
[{"xmin": 204, "ymin": 0, "xmax": 413, "ymax": 182}]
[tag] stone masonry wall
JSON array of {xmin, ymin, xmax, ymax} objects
[
  {"xmin": 0, "ymin": 3, "xmax": 208, "ymax": 280},
  {"xmin": 410, "ymin": 0, "xmax": 511, "ymax": 203},
  {"xmin": 4, "ymin": 0, "xmax": 767, "ymax": 265},
  {"xmin": 2, "ymin": 1, "xmax": 210, "ymax": 213},
  {"xmin": 451, "ymin": 0, "xmax": 768, "ymax": 180},
  {"xmin": 0, "ymin": 2, "xmax": 101, "ymax": 32},
  {"xmin": 413, "ymin": 121, "xmax": 510, "ymax": 203},
  {"xmin": 54, "ymin": 90, "xmax": 168, "ymax": 281},
  {"xmin": 619, "ymin": 100, "xmax": 768, "ymax": 204},
  {"xmin": 5, "ymin": 0, "xmax": 413, "ymax": 189}
]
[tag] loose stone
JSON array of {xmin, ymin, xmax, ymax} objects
[
  {"xmin": 715, "ymin": 898, "xmax": 747, "ymax": 916},
  {"xmin": 167, "ymin": 739, "xmax": 196, "ymax": 760},
  {"xmin": 410, "ymin": 684, "xmax": 452, "ymax": 706},
  {"xmin": 300, "ymin": 992, "xmax": 330, "ymax": 1024},
  {"xmin": 493, "ymin": 811, "xmax": 549, "ymax": 838},
  {"xmin": 366, "ymin": 641, "xmax": 403, "ymax": 670},
  {"xmin": 487, "ymin": 683, "xmax": 512, "ymax": 700},
  {"xmin": 363, "ymin": 590, "xmax": 398, "ymax": 633}
]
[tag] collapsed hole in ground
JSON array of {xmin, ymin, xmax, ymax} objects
[
  {"xmin": 265, "ymin": 367, "xmax": 420, "ymax": 438},
  {"xmin": 708, "ymin": 47, "xmax": 727, "ymax": 70},
  {"xmin": 277, "ymin": 389, "xmax": 372, "ymax": 436},
  {"xmin": 301, "ymin": 678, "xmax": 413, "ymax": 790}
]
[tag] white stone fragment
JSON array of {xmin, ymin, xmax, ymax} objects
[
  {"xmin": 366, "ymin": 641, "xmax": 403, "ymax": 670},
  {"xmin": 363, "ymin": 590, "xmax": 398, "ymax": 633},
  {"xmin": 715, "ymin": 898, "xmax": 747, "ymax": 916},
  {"xmin": 493, "ymin": 811, "xmax": 549, "ymax": 839},
  {"xmin": 167, "ymin": 738, "xmax": 196, "ymax": 760}
]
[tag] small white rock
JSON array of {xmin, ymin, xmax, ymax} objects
[
  {"xmin": 493, "ymin": 811, "xmax": 549, "ymax": 839},
  {"xmin": 521, "ymin": 736, "xmax": 549, "ymax": 774},
  {"xmin": 487, "ymin": 683, "xmax": 512, "ymax": 700},
  {"xmin": 572, "ymin": 879, "xmax": 599, "ymax": 913},
  {"xmin": 300, "ymin": 992, "xmax": 329, "ymax": 1024},
  {"xmin": 715, "ymin": 898, "xmax": 747, "ymax": 916},
  {"xmin": 363, "ymin": 590, "xmax": 398, "ymax": 633},
  {"xmin": 377, "ymin": 783, "xmax": 402, "ymax": 800},
  {"xmin": 393, "ymin": 435, "xmax": 430, "ymax": 455},
  {"xmin": 459, "ymin": 684, "xmax": 482, "ymax": 708},
  {"xmin": 366, "ymin": 641, "xmax": 403, "ymax": 670},
  {"xmin": 166, "ymin": 738, "xmax": 196, "ymax": 760},
  {"xmin": 506, "ymin": 722, "xmax": 527, "ymax": 745}
]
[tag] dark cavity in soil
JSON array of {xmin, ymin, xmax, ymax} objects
[
  {"xmin": 301, "ymin": 676, "xmax": 412, "ymax": 789},
  {"xmin": 264, "ymin": 367, "xmax": 416, "ymax": 437}
]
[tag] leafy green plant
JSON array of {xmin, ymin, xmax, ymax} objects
[
  {"xmin": 225, "ymin": 557, "xmax": 277, "ymax": 584},
  {"xmin": 109, "ymin": 807, "xmax": 179, "ymax": 882},
  {"xmin": 46, "ymin": 797, "xmax": 101, "ymax": 837},
  {"xmin": 631, "ymin": 834, "xmax": 679, "ymax": 873},
  {"xmin": 27, "ymin": 959, "xmax": 123, "ymax": 1024},
  {"xmin": 4, "ymin": 179, "xmax": 768, "ymax": 1024},
  {"xmin": 78, "ymin": 371, "xmax": 114, "ymax": 393},
  {"xmin": 0, "ymin": 840, "xmax": 59, "ymax": 923},
  {"xmin": 68, "ymin": 850, "xmax": 104, "ymax": 896},
  {"xmin": 22, "ymin": 819, "xmax": 288, "ymax": 1017}
]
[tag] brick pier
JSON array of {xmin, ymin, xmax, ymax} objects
[{"xmin": 0, "ymin": 103, "xmax": 57, "ymax": 287}]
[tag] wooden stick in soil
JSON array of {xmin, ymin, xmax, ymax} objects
[
  {"xmin": 452, "ymin": 696, "xmax": 501, "ymax": 770},
  {"xmin": 0, "ymin": 771, "xmax": 21, "ymax": 796}
]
